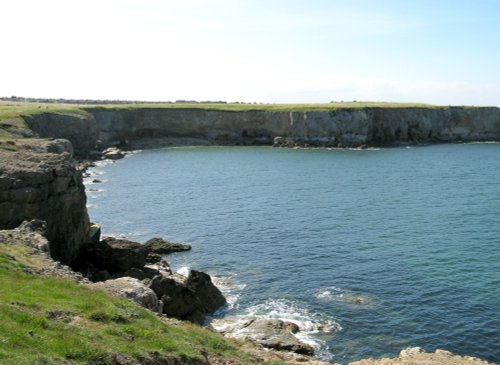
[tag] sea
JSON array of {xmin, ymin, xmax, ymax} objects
[{"xmin": 85, "ymin": 144, "xmax": 500, "ymax": 364}]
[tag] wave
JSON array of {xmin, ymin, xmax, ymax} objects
[
  {"xmin": 211, "ymin": 298, "xmax": 341, "ymax": 361},
  {"xmin": 315, "ymin": 286, "xmax": 374, "ymax": 307},
  {"xmin": 211, "ymin": 274, "xmax": 247, "ymax": 310}
]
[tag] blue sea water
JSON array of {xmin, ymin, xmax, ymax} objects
[{"xmin": 85, "ymin": 144, "xmax": 500, "ymax": 364}]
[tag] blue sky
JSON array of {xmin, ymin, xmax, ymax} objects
[{"xmin": 1, "ymin": 0, "xmax": 499, "ymax": 105}]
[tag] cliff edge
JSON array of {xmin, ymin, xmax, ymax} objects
[
  {"xmin": 18, "ymin": 105, "xmax": 500, "ymax": 157},
  {"xmin": 0, "ymin": 139, "xmax": 90, "ymax": 266}
]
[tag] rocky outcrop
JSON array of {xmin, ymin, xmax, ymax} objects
[
  {"xmin": 212, "ymin": 317, "xmax": 316, "ymax": 355},
  {"xmin": 144, "ymin": 237, "xmax": 192, "ymax": 254},
  {"xmin": 240, "ymin": 319, "xmax": 314, "ymax": 355},
  {"xmin": 150, "ymin": 270, "xmax": 227, "ymax": 323},
  {"xmin": 0, "ymin": 139, "xmax": 90, "ymax": 266},
  {"xmin": 77, "ymin": 233, "xmax": 226, "ymax": 322},
  {"xmin": 81, "ymin": 236, "xmax": 149, "ymax": 274}
]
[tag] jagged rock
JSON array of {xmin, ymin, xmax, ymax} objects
[
  {"xmin": 82, "ymin": 236, "xmax": 148, "ymax": 274},
  {"xmin": 236, "ymin": 319, "xmax": 314, "ymax": 355},
  {"xmin": 144, "ymin": 237, "xmax": 191, "ymax": 254},
  {"xmin": 185, "ymin": 270, "xmax": 227, "ymax": 313},
  {"xmin": 149, "ymin": 270, "xmax": 226, "ymax": 323},
  {"xmin": 90, "ymin": 277, "xmax": 163, "ymax": 313},
  {"xmin": 150, "ymin": 273, "xmax": 200, "ymax": 319}
]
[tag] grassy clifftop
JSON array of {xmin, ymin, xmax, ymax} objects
[
  {"xmin": 0, "ymin": 242, "xmax": 259, "ymax": 365},
  {"xmin": 0, "ymin": 99, "xmax": 485, "ymax": 140}
]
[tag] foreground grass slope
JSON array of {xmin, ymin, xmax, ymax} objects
[{"xmin": 0, "ymin": 243, "xmax": 256, "ymax": 365}]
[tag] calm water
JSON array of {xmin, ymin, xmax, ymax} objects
[{"xmin": 86, "ymin": 144, "xmax": 500, "ymax": 364}]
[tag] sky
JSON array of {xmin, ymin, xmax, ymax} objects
[{"xmin": 1, "ymin": 0, "xmax": 500, "ymax": 105}]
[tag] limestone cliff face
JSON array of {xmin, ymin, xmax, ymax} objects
[
  {"xmin": 24, "ymin": 112, "xmax": 99, "ymax": 156},
  {"xmin": 86, "ymin": 107, "xmax": 500, "ymax": 149},
  {"xmin": 87, "ymin": 108, "xmax": 290, "ymax": 145},
  {"xmin": 0, "ymin": 139, "xmax": 90, "ymax": 266},
  {"xmin": 20, "ymin": 107, "xmax": 500, "ymax": 156}
]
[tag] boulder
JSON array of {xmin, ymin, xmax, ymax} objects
[
  {"xmin": 186, "ymin": 270, "xmax": 227, "ymax": 313},
  {"xmin": 149, "ymin": 270, "xmax": 226, "ymax": 323},
  {"xmin": 150, "ymin": 273, "xmax": 200, "ymax": 319},
  {"xmin": 90, "ymin": 277, "xmax": 163, "ymax": 313},
  {"xmin": 82, "ymin": 236, "xmax": 148, "ymax": 274},
  {"xmin": 238, "ymin": 319, "xmax": 314, "ymax": 355},
  {"xmin": 144, "ymin": 237, "xmax": 191, "ymax": 254}
]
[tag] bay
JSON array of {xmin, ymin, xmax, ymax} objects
[{"xmin": 86, "ymin": 144, "xmax": 500, "ymax": 364}]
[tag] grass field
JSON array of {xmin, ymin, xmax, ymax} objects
[{"xmin": 0, "ymin": 100, "xmax": 446, "ymax": 122}]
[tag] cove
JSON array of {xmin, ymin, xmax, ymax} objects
[{"xmin": 86, "ymin": 144, "xmax": 500, "ymax": 364}]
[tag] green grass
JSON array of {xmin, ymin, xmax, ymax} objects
[
  {"xmin": 0, "ymin": 243, "xmax": 255, "ymax": 365},
  {"xmin": 0, "ymin": 100, "xmax": 450, "ymax": 123},
  {"xmin": 0, "ymin": 101, "xmax": 90, "ymax": 140},
  {"xmin": 86, "ymin": 101, "xmax": 444, "ymax": 112}
]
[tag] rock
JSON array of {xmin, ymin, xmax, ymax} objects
[
  {"xmin": 92, "ymin": 179, "xmax": 102, "ymax": 183},
  {"xmin": 121, "ymin": 267, "xmax": 148, "ymax": 281},
  {"xmin": 118, "ymin": 265, "xmax": 166, "ymax": 281},
  {"xmin": 0, "ymin": 139, "xmax": 90, "ymax": 266},
  {"xmin": 88, "ymin": 223, "xmax": 101, "ymax": 245},
  {"xmin": 102, "ymin": 147, "xmax": 125, "ymax": 160},
  {"xmin": 90, "ymin": 277, "xmax": 163, "ymax": 313},
  {"xmin": 349, "ymin": 347, "xmax": 493, "ymax": 365},
  {"xmin": 149, "ymin": 270, "xmax": 226, "ymax": 323},
  {"xmin": 145, "ymin": 252, "xmax": 172, "ymax": 273},
  {"xmin": 185, "ymin": 270, "xmax": 226, "ymax": 314},
  {"xmin": 81, "ymin": 236, "xmax": 148, "ymax": 274},
  {"xmin": 144, "ymin": 237, "xmax": 191, "ymax": 254},
  {"xmin": 0, "ymin": 223, "xmax": 90, "ymax": 283},
  {"xmin": 235, "ymin": 319, "xmax": 314, "ymax": 355},
  {"xmin": 150, "ymin": 273, "xmax": 199, "ymax": 319},
  {"xmin": 146, "ymin": 252, "xmax": 166, "ymax": 264}
]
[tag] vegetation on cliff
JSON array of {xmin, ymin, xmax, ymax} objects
[{"xmin": 0, "ymin": 241, "xmax": 257, "ymax": 365}]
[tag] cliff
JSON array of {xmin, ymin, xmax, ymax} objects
[
  {"xmin": 0, "ymin": 139, "xmax": 90, "ymax": 266},
  {"xmin": 20, "ymin": 106, "xmax": 500, "ymax": 156}
]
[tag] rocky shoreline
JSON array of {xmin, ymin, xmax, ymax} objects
[{"xmin": 1, "ymin": 106, "xmax": 500, "ymax": 364}]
